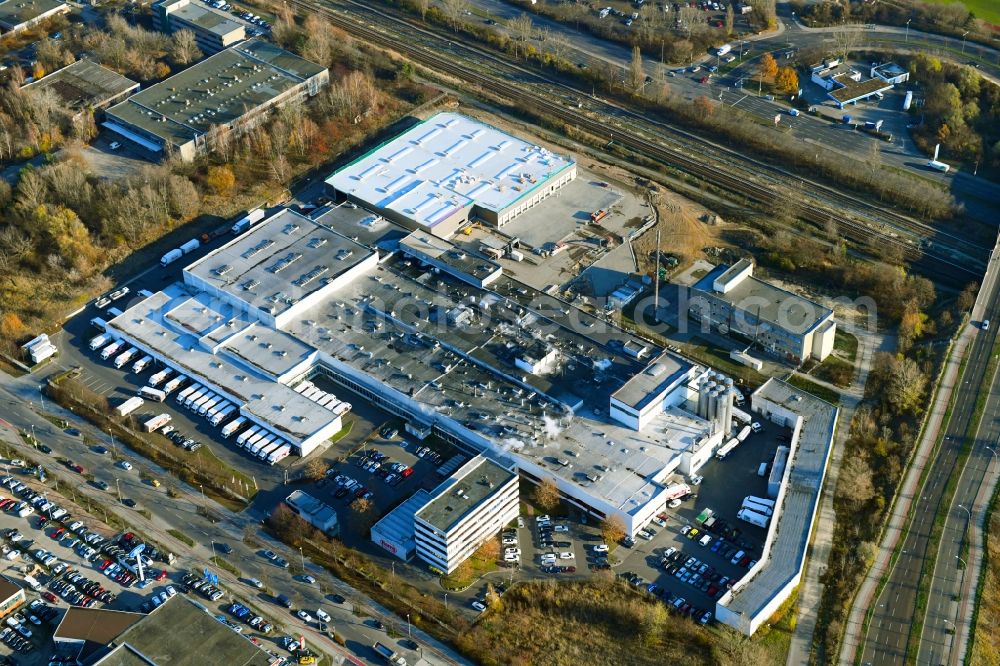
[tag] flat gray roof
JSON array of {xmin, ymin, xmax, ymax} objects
[
  {"xmin": 694, "ymin": 264, "xmax": 832, "ymax": 334},
  {"xmin": 281, "ymin": 254, "xmax": 710, "ymax": 515},
  {"xmin": 105, "ymin": 38, "xmax": 325, "ymax": 147},
  {"xmin": 170, "ymin": 0, "xmax": 243, "ymax": 37},
  {"xmin": 0, "ymin": 0, "xmax": 64, "ymax": 28},
  {"xmin": 25, "ymin": 59, "xmax": 138, "ymax": 111},
  {"xmin": 612, "ymin": 351, "xmax": 691, "ymax": 411},
  {"xmin": 186, "ymin": 208, "xmax": 375, "ymax": 319},
  {"xmin": 829, "ymin": 75, "xmax": 892, "ymax": 103},
  {"xmin": 372, "ymin": 489, "xmax": 431, "ymax": 553},
  {"xmin": 108, "ymin": 287, "xmax": 339, "ymax": 443},
  {"xmin": 96, "ymin": 596, "xmax": 274, "ymax": 666},
  {"xmin": 417, "ymin": 456, "xmax": 515, "ymax": 532},
  {"xmin": 400, "ymin": 232, "xmax": 501, "ymax": 284},
  {"xmin": 326, "ymin": 112, "xmax": 575, "ymax": 231},
  {"xmin": 312, "ymin": 203, "xmax": 412, "ymax": 249},
  {"xmin": 722, "ymin": 378, "xmax": 837, "ymax": 619}
]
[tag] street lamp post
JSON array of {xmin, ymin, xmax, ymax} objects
[
  {"xmin": 905, "ymin": 19, "xmax": 911, "ymax": 43},
  {"xmin": 962, "ymin": 30, "xmax": 969, "ymax": 54},
  {"xmin": 406, "ymin": 613, "xmax": 411, "ymax": 639},
  {"xmin": 443, "ymin": 593, "xmax": 448, "ymax": 610},
  {"xmin": 299, "ymin": 546, "xmax": 305, "ymax": 572},
  {"xmin": 199, "ymin": 484, "xmax": 205, "ymax": 503}
]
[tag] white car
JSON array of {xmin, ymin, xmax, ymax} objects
[
  {"xmin": 165, "ymin": 585, "xmax": 177, "ymax": 597},
  {"xmin": 638, "ymin": 530, "xmax": 653, "ymax": 541},
  {"xmin": 301, "ymin": 575, "xmax": 316, "ymax": 585},
  {"xmin": 471, "ymin": 601, "xmax": 486, "ymax": 612},
  {"xmin": 503, "ymin": 553, "xmax": 520, "ymax": 563},
  {"xmin": 517, "ymin": 517, "xmax": 525, "ymax": 528},
  {"xmin": 751, "ymin": 422, "xmax": 763, "ymax": 433},
  {"xmin": 540, "ymin": 554, "xmax": 557, "ymax": 563},
  {"xmin": 553, "ymin": 525, "xmax": 569, "ymax": 533},
  {"xmin": 8, "ymin": 460, "xmax": 24, "ymax": 468},
  {"xmin": 668, "ymin": 498, "xmax": 682, "ymax": 509},
  {"xmin": 502, "ymin": 537, "xmax": 517, "ymax": 546},
  {"xmin": 558, "ymin": 552, "xmax": 575, "ymax": 560},
  {"xmin": 504, "ymin": 548, "xmax": 521, "ymax": 557},
  {"xmin": 536, "ymin": 515, "xmax": 551, "ymax": 524},
  {"xmin": 296, "ymin": 610, "xmax": 313, "ymax": 623},
  {"xmin": 109, "ymin": 141, "xmax": 122, "ymax": 150},
  {"xmin": 316, "ymin": 609, "xmax": 331, "ymax": 622},
  {"xmin": 593, "ymin": 544, "xmax": 609, "ymax": 553},
  {"xmin": 119, "ymin": 461, "xmax": 133, "ymax": 471},
  {"xmin": 248, "ymin": 578, "xmax": 264, "ymax": 589}
]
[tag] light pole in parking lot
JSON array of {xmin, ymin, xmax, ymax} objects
[
  {"xmin": 198, "ymin": 484, "xmax": 205, "ymax": 503},
  {"xmin": 299, "ymin": 547, "xmax": 305, "ymax": 572},
  {"xmin": 443, "ymin": 593, "xmax": 448, "ymax": 610},
  {"xmin": 406, "ymin": 613, "xmax": 411, "ymax": 639},
  {"xmin": 905, "ymin": 19, "xmax": 912, "ymax": 43}
]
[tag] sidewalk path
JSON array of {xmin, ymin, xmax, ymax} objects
[{"xmin": 785, "ymin": 327, "xmax": 888, "ymax": 665}]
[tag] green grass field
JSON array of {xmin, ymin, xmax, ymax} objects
[{"xmin": 922, "ymin": 0, "xmax": 1000, "ymax": 25}]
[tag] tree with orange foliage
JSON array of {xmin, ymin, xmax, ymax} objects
[
  {"xmin": 205, "ymin": 165, "xmax": 235, "ymax": 195},
  {"xmin": 759, "ymin": 52, "xmax": 778, "ymax": 80},
  {"xmin": 775, "ymin": 66, "xmax": 799, "ymax": 94}
]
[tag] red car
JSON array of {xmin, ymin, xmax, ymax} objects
[
  {"xmin": 99, "ymin": 559, "xmax": 112, "ymax": 571},
  {"xmin": 51, "ymin": 528, "xmax": 65, "ymax": 540},
  {"xmin": 699, "ymin": 76, "xmax": 709, "ymax": 84},
  {"xmin": 37, "ymin": 516, "xmax": 47, "ymax": 526},
  {"xmin": 401, "ymin": 468, "xmax": 414, "ymax": 478},
  {"xmin": 71, "ymin": 464, "xmax": 84, "ymax": 473},
  {"xmin": 154, "ymin": 569, "xmax": 167, "ymax": 582},
  {"xmin": 42, "ymin": 592, "xmax": 58, "ymax": 603}
]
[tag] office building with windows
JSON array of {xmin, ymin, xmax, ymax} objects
[{"xmin": 413, "ymin": 456, "xmax": 519, "ymax": 573}]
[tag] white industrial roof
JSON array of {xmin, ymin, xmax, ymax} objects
[{"xmin": 325, "ymin": 112, "xmax": 575, "ymax": 230}]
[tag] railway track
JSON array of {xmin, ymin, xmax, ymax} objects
[{"xmin": 293, "ymin": 0, "xmax": 985, "ymax": 279}]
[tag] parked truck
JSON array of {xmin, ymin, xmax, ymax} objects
[
  {"xmin": 115, "ymin": 396, "xmax": 144, "ymax": 417},
  {"xmin": 716, "ymin": 43, "xmax": 731, "ymax": 56},
  {"xmin": 236, "ymin": 425, "xmax": 261, "ymax": 447},
  {"xmin": 162, "ymin": 375, "xmax": 186, "ymax": 395},
  {"xmin": 742, "ymin": 498, "xmax": 773, "ymax": 516},
  {"xmin": 138, "ymin": 387, "xmax": 167, "ymax": 403},
  {"xmin": 132, "ymin": 355, "xmax": 153, "ymax": 374},
  {"xmin": 221, "ymin": 416, "xmax": 247, "ymax": 438},
  {"xmin": 663, "ymin": 483, "xmax": 692, "ymax": 501},
  {"xmin": 745, "ymin": 495, "xmax": 775, "ymax": 509},
  {"xmin": 113, "ymin": 348, "xmax": 138, "ymax": 369},
  {"xmin": 231, "ymin": 208, "xmax": 266, "ymax": 235},
  {"xmin": 735, "ymin": 424, "xmax": 752, "ymax": 442},
  {"xmin": 160, "ymin": 249, "xmax": 183, "ymax": 266},
  {"xmin": 143, "ymin": 413, "xmax": 172, "ymax": 433},
  {"xmin": 737, "ymin": 508, "xmax": 770, "ymax": 528},
  {"xmin": 89, "ymin": 333, "xmax": 111, "ymax": 351},
  {"xmin": 101, "ymin": 341, "xmax": 124, "ymax": 360},
  {"xmin": 373, "ymin": 642, "xmax": 407, "ymax": 666},
  {"xmin": 210, "ymin": 403, "xmax": 235, "ymax": 426},
  {"xmin": 179, "ymin": 239, "xmax": 201, "ymax": 255},
  {"xmin": 266, "ymin": 445, "xmax": 291, "ymax": 465},
  {"xmin": 149, "ymin": 368, "xmax": 173, "ymax": 387},
  {"xmin": 715, "ymin": 437, "xmax": 740, "ymax": 460}
]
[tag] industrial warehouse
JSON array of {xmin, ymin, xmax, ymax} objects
[
  {"xmin": 90, "ymin": 113, "xmax": 834, "ymax": 634},
  {"xmin": 104, "ymin": 204, "xmax": 745, "ymax": 532},
  {"xmin": 103, "ymin": 38, "xmax": 328, "ymax": 161},
  {"xmin": 325, "ymin": 112, "xmax": 578, "ymax": 237}
]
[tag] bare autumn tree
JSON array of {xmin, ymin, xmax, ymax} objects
[
  {"xmin": 441, "ymin": 0, "xmax": 469, "ymax": 30},
  {"xmin": 836, "ymin": 455, "xmax": 876, "ymax": 504},
  {"xmin": 304, "ymin": 458, "xmax": 329, "ymax": 481},
  {"xmin": 724, "ymin": 4, "xmax": 734, "ymax": 35},
  {"xmin": 831, "ymin": 26, "xmax": 863, "ymax": 61},
  {"xmin": 301, "ymin": 15, "xmax": 334, "ymax": 68},
  {"xmin": 171, "ymin": 29, "xmax": 202, "ymax": 65},
  {"xmin": 509, "ymin": 13, "xmax": 533, "ymax": 44},
  {"xmin": 629, "ymin": 45, "xmax": 645, "ymax": 92},
  {"xmin": 417, "ymin": 0, "xmax": 429, "ymax": 20}
]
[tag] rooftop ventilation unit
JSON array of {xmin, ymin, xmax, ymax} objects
[
  {"xmin": 242, "ymin": 238, "xmax": 274, "ymax": 259},
  {"xmin": 215, "ymin": 264, "xmax": 233, "ymax": 276},
  {"xmin": 243, "ymin": 279, "xmax": 260, "ymax": 290}
]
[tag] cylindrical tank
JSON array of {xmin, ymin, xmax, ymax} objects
[
  {"xmin": 698, "ymin": 378, "xmax": 709, "ymax": 418},
  {"xmin": 721, "ymin": 389, "xmax": 734, "ymax": 434}
]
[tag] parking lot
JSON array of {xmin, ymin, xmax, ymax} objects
[
  {"xmin": 0, "ymin": 465, "xmax": 174, "ymax": 664},
  {"xmin": 613, "ymin": 421, "xmax": 790, "ymax": 619}
]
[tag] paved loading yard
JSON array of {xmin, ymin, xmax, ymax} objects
[{"xmin": 615, "ymin": 421, "xmax": 790, "ymax": 616}]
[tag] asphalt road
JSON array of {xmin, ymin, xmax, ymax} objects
[
  {"xmin": 859, "ymin": 253, "xmax": 1000, "ymax": 666},
  {"xmin": 0, "ymin": 372, "xmax": 469, "ymax": 666}
]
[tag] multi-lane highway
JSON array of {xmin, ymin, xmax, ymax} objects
[{"xmin": 858, "ymin": 248, "xmax": 1000, "ymax": 665}]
